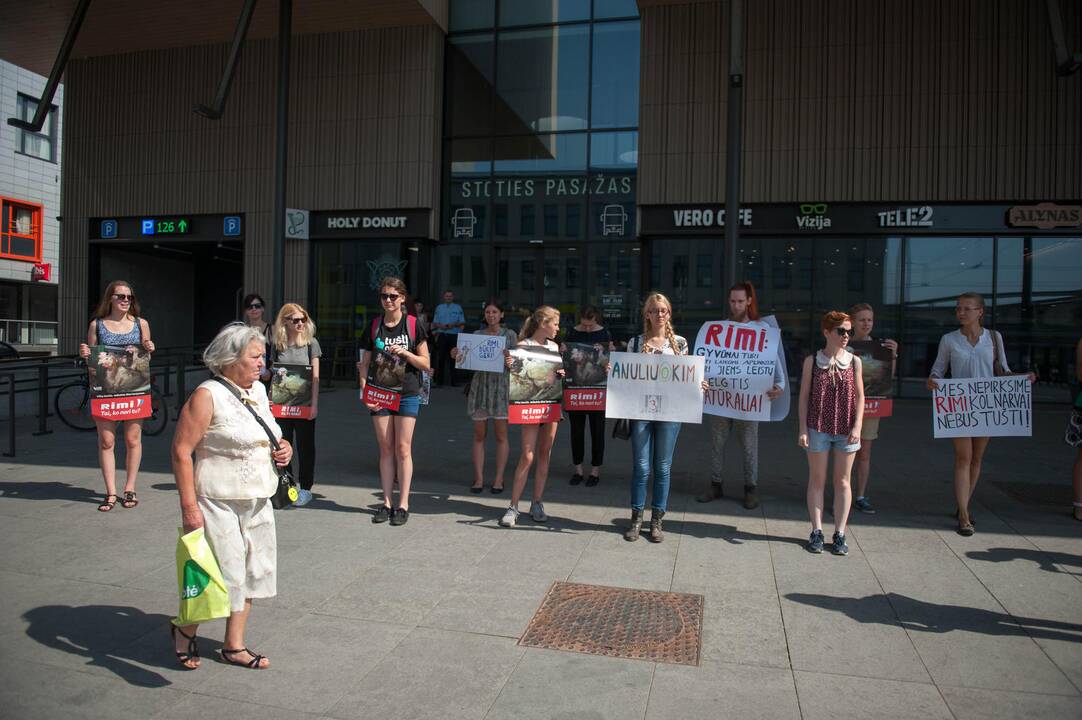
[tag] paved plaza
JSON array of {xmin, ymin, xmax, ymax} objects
[{"xmin": 0, "ymin": 383, "xmax": 1080, "ymax": 720}]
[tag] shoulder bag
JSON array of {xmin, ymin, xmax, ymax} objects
[
  {"xmin": 989, "ymin": 329, "xmax": 1006, "ymax": 377},
  {"xmin": 211, "ymin": 376, "xmax": 298, "ymax": 509}
]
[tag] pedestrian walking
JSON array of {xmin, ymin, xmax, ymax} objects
[
  {"xmin": 563, "ymin": 306, "xmax": 613, "ymax": 488},
  {"xmin": 79, "ymin": 280, "xmax": 155, "ymax": 513},
  {"xmin": 358, "ymin": 278, "xmax": 430, "ymax": 525},
  {"xmin": 499, "ymin": 306, "xmax": 564, "ymax": 527},
  {"xmin": 451, "ymin": 300, "xmax": 518, "ymax": 494},
  {"xmin": 847, "ymin": 302, "xmax": 899, "ymax": 514},
  {"xmin": 170, "ymin": 323, "xmax": 293, "ymax": 670},
  {"xmin": 797, "ymin": 311, "xmax": 864, "ymax": 556},
  {"xmin": 431, "ymin": 289, "xmax": 465, "ymax": 386},
  {"xmin": 270, "ymin": 303, "xmax": 321, "ymax": 507},
  {"xmin": 624, "ymin": 292, "xmax": 704, "ymax": 543},
  {"xmin": 926, "ymin": 292, "xmax": 1036, "ymax": 536},
  {"xmin": 697, "ymin": 282, "xmax": 785, "ymax": 509}
]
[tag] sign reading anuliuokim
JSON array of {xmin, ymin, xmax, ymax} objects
[
  {"xmin": 605, "ymin": 352, "xmax": 705, "ymax": 424},
  {"xmin": 932, "ymin": 377, "xmax": 1032, "ymax": 438},
  {"xmin": 694, "ymin": 321, "xmax": 780, "ymax": 421},
  {"xmin": 89, "ymin": 345, "xmax": 152, "ymax": 420}
]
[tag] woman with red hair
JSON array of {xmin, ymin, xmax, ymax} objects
[
  {"xmin": 797, "ymin": 311, "xmax": 864, "ymax": 555},
  {"xmin": 697, "ymin": 281, "xmax": 785, "ymax": 509}
]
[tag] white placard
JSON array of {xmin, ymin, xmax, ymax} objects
[
  {"xmin": 694, "ymin": 320, "xmax": 781, "ymax": 421},
  {"xmin": 605, "ymin": 352, "xmax": 705, "ymax": 424},
  {"xmin": 932, "ymin": 376, "xmax": 1032, "ymax": 438},
  {"xmin": 455, "ymin": 332, "xmax": 508, "ymax": 373}
]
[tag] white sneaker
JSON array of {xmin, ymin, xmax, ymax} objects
[
  {"xmin": 530, "ymin": 501, "xmax": 547, "ymax": 523},
  {"xmin": 294, "ymin": 489, "xmax": 313, "ymax": 507},
  {"xmin": 499, "ymin": 506, "xmax": 519, "ymax": 527}
]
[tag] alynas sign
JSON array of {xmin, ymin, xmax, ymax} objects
[{"xmin": 694, "ymin": 321, "xmax": 782, "ymax": 421}]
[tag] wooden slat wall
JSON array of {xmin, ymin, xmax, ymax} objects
[
  {"xmin": 59, "ymin": 24, "xmax": 444, "ymax": 351},
  {"xmin": 639, "ymin": 0, "xmax": 1082, "ymax": 205}
]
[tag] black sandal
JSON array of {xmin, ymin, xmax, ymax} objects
[
  {"xmin": 171, "ymin": 625, "xmax": 199, "ymax": 669},
  {"xmin": 98, "ymin": 494, "xmax": 118, "ymax": 512},
  {"xmin": 585, "ymin": 474, "xmax": 600, "ymax": 487},
  {"xmin": 220, "ymin": 647, "xmax": 268, "ymax": 669},
  {"xmin": 121, "ymin": 491, "xmax": 139, "ymax": 509}
]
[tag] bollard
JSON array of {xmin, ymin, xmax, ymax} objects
[
  {"xmin": 175, "ymin": 358, "xmax": 187, "ymax": 419},
  {"xmin": 34, "ymin": 364, "xmax": 52, "ymax": 436},
  {"xmin": 3, "ymin": 374, "xmax": 14, "ymax": 457}
]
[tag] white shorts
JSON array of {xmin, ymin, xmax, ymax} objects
[{"xmin": 198, "ymin": 496, "xmax": 277, "ymax": 612}]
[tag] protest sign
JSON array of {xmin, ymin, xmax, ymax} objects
[
  {"xmin": 605, "ymin": 351, "xmax": 705, "ymax": 424},
  {"xmin": 455, "ymin": 332, "xmax": 508, "ymax": 373},
  {"xmin": 89, "ymin": 344, "xmax": 152, "ymax": 420},
  {"xmin": 694, "ymin": 321, "xmax": 781, "ymax": 421},
  {"xmin": 269, "ymin": 363, "xmax": 314, "ymax": 419},
  {"xmin": 508, "ymin": 345, "xmax": 563, "ymax": 424},
  {"xmin": 361, "ymin": 346, "xmax": 402, "ymax": 411},
  {"xmin": 561, "ymin": 342, "xmax": 609, "ymax": 411},
  {"xmin": 932, "ymin": 376, "xmax": 1032, "ymax": 438},
  {"xmin": 848, "ymin": 340, "xmax": 895, "ymax": 418}
]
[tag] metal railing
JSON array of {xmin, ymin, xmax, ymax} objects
[{"xmin": 0, "ymin": 318, "xmax": 59, "ymax": 346}]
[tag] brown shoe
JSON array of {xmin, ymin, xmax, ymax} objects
[
  {"xmin": 648, "ymin": 509, "xmax": 665, "ymax": 543},
  {"xmin": 695, "ymin": 482, "xmax": 723, "ymax": 503},
  {"xmin": 743, "ymin": 485, "xmax": 760, "ymax": 510},
  {"xmin": 624, "ymin": 509, "xmax": 643, "ymax": 542}
]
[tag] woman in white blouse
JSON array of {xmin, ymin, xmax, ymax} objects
[
  {"xmin": 170, "ymin": 324, "xmax": 292, "ymax": 670},
  {"xmin": 926, "ymin": 292, "xmax": 1035, "ymax": 536}
]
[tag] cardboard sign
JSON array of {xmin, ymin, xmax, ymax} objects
[
  {"xmin": 932, "ymin": 376, "xmax": 1032, "ymax": 438},
  {"xmin": 88, "ymin": 345, "xmax": 152, "ymax": 420},
  {"xmin": 362, "ymin": 383, "xmax": 401, "ymax": 411},
  {"xmin": 605, "ymin": 352, "xmax": 705, "ymax": 424},
  {"xmin": 561, "ymin": 341, "xmax": 609, "ymax": 411},
  {"xmin": 455, "ymin": 332, "xmax": 509, "ymax": 373},
  {"xmin": 508, "ymin": 345, "xmax": 563, "ymax": 424},
  {"xmin": 864, "ymin": 398, "xmax": 893, "ymax": 418},
  {"xmin": 694, "ymin": 321, "xmax": 781, "ymax": 421},
  {"xmin": 269, "ymin": 363, "xmax": 314, "ymax": 419}
]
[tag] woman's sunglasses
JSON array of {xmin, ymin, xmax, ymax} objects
[
  {"xmin": 112, "ymin": 294, "xmax": 133, "ymax": 302},
  {"xmin": 380, "ymin": 293, "xmax": 401, "ymax": 301},
  {"xmin": 834, "ymin": 328, "xmax": 853, "ymax": 337},
  {"xmin": 246, "ymin": 303, "xmax": 263, "ymax": 310},
  {"xmin": 289, "ymin": 316, "xmax": 307, "ymax": 325}
]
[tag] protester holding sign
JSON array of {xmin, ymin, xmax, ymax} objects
[
  {"xmin": 241, "ymin": 292, "xmax": 273, "ymax": 385},
  {"xmin": 499, "ymin": 306, "xmax": 564, "ymax": 528},
  {"xmin": 270, "ymin": 303, "xmax": 321, "ymax": 507},
  {"xmin": 563, "ymin": 306, "xmax": 613, "ymax": 488},
  {"xmin": 1069, "ymin": 338, "xmax": 1082, "ymax": 522},
  {"xmin": 451, "ymin": 300, "xmax": 518, "ymax": 494},
  {"xmin": 697, "ymin": 282, "xmax": 784, "ymax": 510},
  {"xmin": 622, "ymin": 292, "xmax": 702, "ymax": 543},
  {"xmin": 926, "ymin": 292, "xmax": 1036, "ymax": 536},
  {"xmin": 847, "ymin": 303, "xmax": 899, "ymax": 515},
  {"xmin": 79, "ymin": 280, "xmax": 155, "ymax": 513},
  {"xmin": 797, "ymin": 311, "xmax": 864, "ymax": 555},
  {"xmin": 358, "ymin": 278, "xmax": 430, "ymax": 526}
]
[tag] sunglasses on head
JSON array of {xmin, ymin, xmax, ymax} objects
[
  {"xmin": 289, "ymin": 316, "xmax": 306, "ymax": 325},
  {"xmin": 246, "ymin": 303, "xmax": 263, "ymax": 310},
  {"xmin": 113, "ymin": 293, "xmax": 133, "ymax": 302},
  {"xmin": 834, "ymin": 327, "xmax": 853, "ymax": 337},
  {"xmin": 380, "ymin": 293, "xmax": 400, "ymax": 301}
]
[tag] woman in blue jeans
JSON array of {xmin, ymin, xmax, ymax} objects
[{"xmin": 624, "ymin": 292, "xmax": 704, "ymax": 543}]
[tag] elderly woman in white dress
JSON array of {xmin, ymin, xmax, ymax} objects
[{"xmin": 170, "ymin": 324, "xmax": 292, "ymax": 670}]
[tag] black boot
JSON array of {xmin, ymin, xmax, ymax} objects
[
  {"xmin": 648, "ymin": 508, "xmax": 665, "ymax": 543},
  {"xmin": 743, "ymin": 485, "xmax": 760, "ymax": 510},
  {"xmin": 624, "ymin": 509, "xmax": 643, "ymax": 541},
  {"xmin": 696, "ymin": 482, "xmax": 723, "ymax": 503}
]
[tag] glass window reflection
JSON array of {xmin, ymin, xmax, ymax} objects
[
  {"xmin": 494, "ymin": 133, "xmax": 587, "ymax": 173},
  {"xmin": 590, "ymin": 131, "xmax": 638, "ymax": 169},
  {"xmin": 591, "ymin": 21, "xmax": 640, "ymax": 128},
  {"xmin": 446, "ymin": 35, "xmax": 494, "ymax": 137},
  {"xmin": 594, "ymin": 0, "xmax": 640, "ymax": 18},
  {"xmin": 498, "ymin": 0, "xmax": 589, "ymax": 27},
  {"xmin": 496, "ymin": 26, "xmax": 589, "ymax": 134},
  {"xmin": 450, "ymin": 0, "xmax": 495, "ymax": 31}
]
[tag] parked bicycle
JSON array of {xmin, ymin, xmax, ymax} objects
[{"xmin": 54, "ymin": 358, "xmax": 168, "ymax": 436}]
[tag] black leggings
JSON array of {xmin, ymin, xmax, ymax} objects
[
  {"xmin": 569, "ymin": 411, "xmax": 605, "ymax": 467},
  {"xmin": 278, "ymin": 418, "xmax": 316, "ymax": 490}
]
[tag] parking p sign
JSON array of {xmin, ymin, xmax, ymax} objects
[
  {"xmin": 223, "ymin": 216, "xmax": 242, "ymax": 236},
  {"xmin": 100, "ymin": 220, "xmax": 118, "ymax": 238}
]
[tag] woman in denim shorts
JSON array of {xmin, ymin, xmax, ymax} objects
[{"xmin": 797, "ymin": 311, "xmax": 865, "ymax": 556}]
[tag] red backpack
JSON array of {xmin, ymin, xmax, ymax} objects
[{"xmin": 370, "ymin": 314, "xmax": 418, "ymax": 351}]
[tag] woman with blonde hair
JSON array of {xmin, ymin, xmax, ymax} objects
[
  {"xmin": 926, "ymin": 292, "xmax": 1035, "ymax": 536},
  {"xmin": 79, "ymin": 280, "xmax": 155, "ymax": 512},
  {"xmin": 623, "ymin": 292, "xmax": 700, "ymax": 543},
  {"xmin": 270, "ymin": 303, "xmax": 321, "ymax": 507},
  {"xmin": 499, "ymin": 305, "xmax": 564, "ymax": 527}
]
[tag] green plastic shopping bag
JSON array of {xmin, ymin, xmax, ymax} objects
[{"xmin": 172, "ymin": 527, "xmax": 231, "ymax": 626}]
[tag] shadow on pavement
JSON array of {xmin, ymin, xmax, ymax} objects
[
  {"xmin": 965, "ymin": 547, "xmax": 1082, "ymax": 577},
  {"xmin": 22, "ymin": 604, "xmax": 194, "ymax": 687},
  {"xmin": 0, "ymin": 480, "xmax": 100, "ymax": 505},
  {"xmin": 785, "ymin": 592, "xmax": 1082, "ymax": 643}
]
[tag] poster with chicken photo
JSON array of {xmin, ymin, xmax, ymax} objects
[
  {"xmin": 508, "ymin": 345, "xmax": 563, "ymax": 424},
  {"xmin": 561, "ymin": 342, "xmax": 609, "ymax": 411},
  {"xmin": 847, "ymin": 340, "xmax": 895, "ymax": 418},
  {"xmin": 269, "ymin": 363, "xmax": 314, "ymax": 419},
  {"xmin": 88, "ymin": 345, "xmax": 152, "ymax": 420}
]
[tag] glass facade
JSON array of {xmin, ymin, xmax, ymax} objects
[{"xmin": 441, "ymin": 0, "xmax": 640, "ymax": 336}]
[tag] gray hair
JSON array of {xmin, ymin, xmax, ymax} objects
[{"xmin": 203, "ymin": 323, "xmax": 267, "ymax": 375}]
